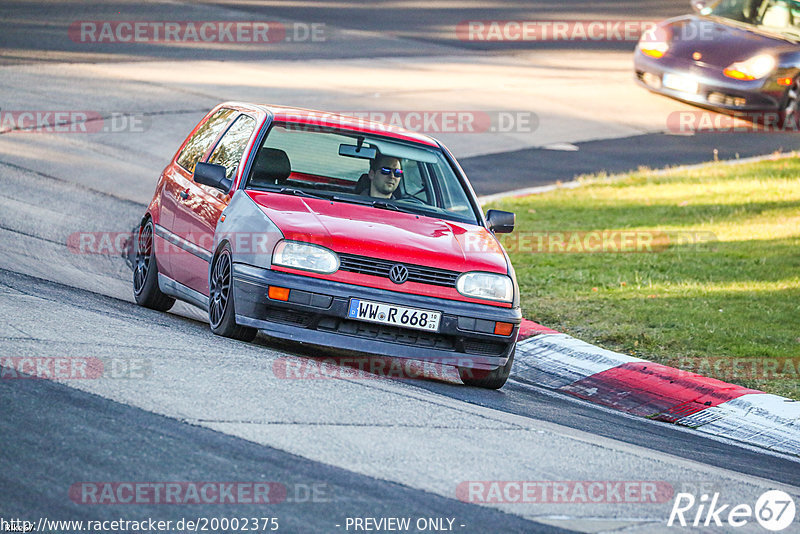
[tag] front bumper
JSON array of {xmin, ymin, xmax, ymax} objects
[
  {"xmin": 634, "ymin": 53, "xmax": 783, "ymax": 112},
  {"xmin": 233, "ymin": 263, "xmax": 521, "ymax": 370}
]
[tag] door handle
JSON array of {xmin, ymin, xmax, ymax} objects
[{"xmin": 179, "ymin": 190, "xmax": 189, "ymax": 200}]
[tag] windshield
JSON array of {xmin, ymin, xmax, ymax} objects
[
  {"xmin": 244, "ymin": 123, "xmax": 479, "ymax": 225},
  {"xmin": 706, "ymin": 0, "xmax": 800, "ymax": 37}
]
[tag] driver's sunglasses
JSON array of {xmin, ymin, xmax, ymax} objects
[{"xmin": 380, "ymin": 167, "xmax": 403, "ymax": 178}]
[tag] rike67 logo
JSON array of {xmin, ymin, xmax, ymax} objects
[{"xmin": 668, "ymin": 490, "xmax": 796, "ymax": 531}]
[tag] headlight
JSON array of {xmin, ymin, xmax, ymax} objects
[
  {"xmin": 724, "ymin": 54, "xmax": 776, "ymax": 80},
  {"xmin": 639, "ymin": 26, "xmax": 670, "ymax": 59},
  {"xmin": 272, "ymin": 240, "xmax": 339, "ymax": 274},
  {"xmin": 456, "ymin": 272, "xmax": 514, "ymax": 303}
]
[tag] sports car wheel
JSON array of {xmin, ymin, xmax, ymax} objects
[
  {"xmin": 458, "ymin": 346, "xmax": 515, "ymax": 390},
  {"xmin": 209, "ymin": 245, "xmax": 257, "ymax": 342},
  {"xmin": 133, "ymin": 219, "xmax": 175, "ymax": 311},
  {"xmin": 779, "ymin": 78, "xmax": 800, "ymax": 129}
]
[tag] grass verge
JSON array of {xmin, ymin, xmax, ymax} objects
[{"xmin": 488, "ymin": 157, "xmax": 800, "ymax": 400}]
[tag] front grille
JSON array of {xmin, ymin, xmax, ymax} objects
[
  {"xmin": 264, "ymin": 307, "xmax": 313, "ymax": 327},
  {"xmin": 338, "ymin": 253, "xmax": 459, "ymax": 288},
  {"xmin": 318, "ymin": 318, "xmax": 456, "ymax": 351},
  {"xmin": 463, "ymin": 339, "xmax": 507, "ymax": 356}
]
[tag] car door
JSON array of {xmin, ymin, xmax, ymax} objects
[
  {"xmin": 159, "ymin": 108, "xmax": 237, "ymax": 280},
  {"xmin": 171, "ymin": 113, "xmax": 258, "ymax": 295}
]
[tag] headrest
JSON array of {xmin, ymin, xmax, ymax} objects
[
  {"xmin": 251, "ymin": 148, "xmax": 291, "ymax": 186},
  {"xmin": 354, "ymin": 173, "xmax": 370, "ymax": 194}
]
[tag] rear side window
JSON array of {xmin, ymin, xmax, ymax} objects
[
  {"xmin": 176, "ymin": 108, "xmax": 236, "ymax": 173},
  {"xmin": 207, "ymin": 115, "xmax": 257, "ymax": 180}
]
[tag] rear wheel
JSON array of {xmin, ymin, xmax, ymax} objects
[
  {"xmin": 458, "ymin": 346, "xmax": 515, "ymax": 390},
  {"xmin": 133, "ymin": 220, "xmax": 175, "ymax": 311},
  {"xmin": 779, "ymin": 78, "xmax": 800, "ymax": 129},
  {"xmin": 209, "ymin": 245, "xmax": 257, "ymax": 342}
]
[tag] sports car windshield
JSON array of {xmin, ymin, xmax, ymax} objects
[
  {"xmin": 245, "ymin": 123, "xmax": 479, "ymax": 225},
  {"xmin": 706, "ymin": 0, "xmax": 800, "ymax": 37}
]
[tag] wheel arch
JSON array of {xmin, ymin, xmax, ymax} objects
[{"xmin": 208, "ymin": 238, "xmax": 232, "ymax": 287}]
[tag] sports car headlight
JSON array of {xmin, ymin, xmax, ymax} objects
[
  {"xmin": 638, "ymin": 26, "xmax": 670, "ymax": 59},
  {"xmin": 272, "ymin": 240, "xmax": 339, "ymax": 274},
  {"xmin": 456, "ymin": 272, "xmax": 514, "ymax": 303},
  {"xmin": 724, "ymin": 54, "xmax": 776, "ymax": 81}
]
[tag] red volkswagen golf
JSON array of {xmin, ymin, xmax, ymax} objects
[{"xmin": 133, "ymin": 102, "xmax": 521, "ymax": 388}]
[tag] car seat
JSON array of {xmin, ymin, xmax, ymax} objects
[{"xmin": 249, "ymin": 148, "xmax": 291, "ymax": 187}]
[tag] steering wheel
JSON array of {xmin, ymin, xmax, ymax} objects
[{"xmin": 404, "ymin": 185, "xmax": 425, "ymax": 197}]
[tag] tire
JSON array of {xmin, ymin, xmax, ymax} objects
[
  {"xmin": 208, "ymin": 245, "xmax": 257, "ymax": 342},
  {"xmin": 458, "ymin": 346, "xmax": 515, "ymax": 390},
  {"xmin": 779, "ymin": 78, "xmax": 800, "ymax": 130},
  {"xmin": 133, "ymin": 219, "xmax": 175, "ymax": 312}
]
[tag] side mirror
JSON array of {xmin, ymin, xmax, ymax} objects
[
  {"xmin": 486, "ymin": 209, "xmax": 515, "ymax": 234},
  {"xmin": 194, "ymin": 162, "xmax": 232, "ymax": 193}
]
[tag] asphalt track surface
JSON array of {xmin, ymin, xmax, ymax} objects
[
  {"xmin": 4, "ymin": 0, "xmax": 798, "ymax": 192},
  {"xmin": 2, "ymin": 1, "xmax": 800, "ymax": 533},
  {"xmin": 0, "ymin": 0, "xmax": 694, "ymax": 63},
  {"xmin": 1, "ymin": 331, "xmax": 557, "ymax": 533}
]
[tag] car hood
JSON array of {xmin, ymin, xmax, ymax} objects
[
  {"xmin": 247, "ymin": 191, "xmax": 509, "ymax": 274},
  {"xmin": 662, "ymin": 15, "xmax": 798, "ymax": 67}
]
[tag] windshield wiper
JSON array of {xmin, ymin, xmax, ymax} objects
[
  {"xmin": 278, "ymin": 187, "xmax": 329, "ymax": 200},
  {"xmin": 371, "ymin": 200, "xmax": 421, "ymax": 214},
  {"xmin": 327, "ymin": 195, "xmax": 420, "ymax": 214},
  {"xmin": 371, "ymin": 200, "xmax": 400, "ymax": 211}
]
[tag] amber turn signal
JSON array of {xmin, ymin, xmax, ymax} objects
[
  {"xmin": 268, "ymin": 286, "xmax": 290, "ymax": 301},
  {"xmin": 723, "ymin": 68, "xmax": 755, "ymax": 81},
  {"xmin": 494, "ymin": 322, "xmax": 514, "ymax": 336}
]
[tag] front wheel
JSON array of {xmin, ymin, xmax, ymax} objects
[
  {"xmin": 133, "ymin": 219, "xmax": 175, "ymax": 312},
  {"xmin": 458, "ymin": 346, "xmax": 515, "ymax": 389},
  {"xmin": 209, "ymin": 245, "xmax": 257, "ymax": 342}
]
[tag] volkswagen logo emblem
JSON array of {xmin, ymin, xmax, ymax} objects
[{"xmin": 389, "ymin": 264, "xmax": 409, "ymax": 284}]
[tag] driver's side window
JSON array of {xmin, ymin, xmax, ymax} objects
[{"xmin": 206, "ymin": 115, "xmax": 257, "ymax": 182}]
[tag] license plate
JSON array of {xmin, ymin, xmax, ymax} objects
[
  {"xmin": 662, "ymin": 73, "xmax": 699, "ymax": 94},
  {"xmin": 347, "ymin": 299, "xmax": 441, "ymax": 332}
]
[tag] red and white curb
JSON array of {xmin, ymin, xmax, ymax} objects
[{"xmin": 515, "ymin": 320, "xmax": 800, "ymax": 457}]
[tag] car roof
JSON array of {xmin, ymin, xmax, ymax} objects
[{"xmin": 224, "ymin": 102, "xmax": 440, "ymax": 147}]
